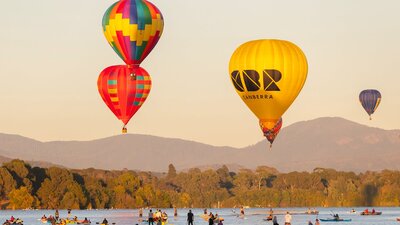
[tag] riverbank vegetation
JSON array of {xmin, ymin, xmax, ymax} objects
[{"xmin": 0, "ymin": 160, "xmax": 399, "ymax": 209}]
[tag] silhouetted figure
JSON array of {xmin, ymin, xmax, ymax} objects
[
  {"xmin": 273, "ymin": 216, "xmax": 279, "ymax": 225},
  {"xmin": 187, "ymin": 210, "xmax": 194, "ymax": 225}
]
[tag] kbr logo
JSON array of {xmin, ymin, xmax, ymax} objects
[{"xmin": 231, "ymin": 69, "xmax": 282, "ymax": 92}]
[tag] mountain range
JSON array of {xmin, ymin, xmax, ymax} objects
[{"xmin": 0, "ymin": 117, "xmax": 399, "ymax": 173}]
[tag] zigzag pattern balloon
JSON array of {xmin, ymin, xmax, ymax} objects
[{"xmin": 102, "ymin": 0, "xmax": 164, "ymax": 66}]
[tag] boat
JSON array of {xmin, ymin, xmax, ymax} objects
[
  {"xmin": 360, "ymin": 211, "xmax": 382, "ymax": 215},
  {"xmin": 320, "ymin": 218, "xmax": 352, "ymax": 222}
]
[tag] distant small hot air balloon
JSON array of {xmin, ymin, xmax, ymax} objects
[
  {"xmin": 98, "ymin": 65, "xmax": 151, "ymax": 133},
  {"xmin": 260, "ymin": 117, "xmax": 282, "ymax": 149},
  {"xmin": 102, "ymin": 0, "xmax": 164, "ymax": 66},
  {"xmin": 359, "ymin": 89, "xmax": 381, "ymax": 120},
  {"xmin": 229, "ymin": 39, "xmax": 308, "ymax": 147}
]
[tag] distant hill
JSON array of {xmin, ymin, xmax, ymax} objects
[
  {"xmin": 0, "ymin": 117, "xmax": 399, "ymax": 173},
  {"xmin": 0, "ymin": 154, "xmax": 63, "ymax": 168}
]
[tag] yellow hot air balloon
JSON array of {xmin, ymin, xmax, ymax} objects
[{"xmin": 229, "ymin": 39, "xmax": 308, "ymax": 130}]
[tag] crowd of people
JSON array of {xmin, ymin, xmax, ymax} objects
[
  {"xmin": 2, "ymin": 216, "xmax": 23, "ymax": 225},
  {"xmin": 146, "ymin": 209, "xmax": 169, "ymax": 225},
  {"xmin": 39, "ymin": 209, "xmax": 92, "ymax": 225}
]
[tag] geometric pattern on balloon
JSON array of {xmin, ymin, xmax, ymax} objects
[
  {"xmin": 98, "ymin": 65, "xmax": 151, "ymax": 126},
  {"xmin": 103, "ymin": 0, "xmax": 164, "ymax": 66}
]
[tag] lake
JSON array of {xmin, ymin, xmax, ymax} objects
[{"xmin": 0, "ymin": 207, "xmax": 399, "ymax": 225}]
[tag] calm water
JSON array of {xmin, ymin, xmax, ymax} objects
[{"xmin": 0, "ymin": 207, "xmax": 399, "ymax": 225}]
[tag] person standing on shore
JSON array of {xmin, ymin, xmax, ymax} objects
[
  {"xmin": 187, "ymin": 209, "xmax": 194, "ymax": 225},
  {"xmin": 284, "ymin": 212, "xmax": 292, "ymax": 225}
]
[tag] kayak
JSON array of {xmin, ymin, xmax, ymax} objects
[
  {"xmin": 320, "ymin": 218, "xmax": 352, "ymax": 222},
  {"xmin": 200, "ymin": 214, "xmax": 208, "ymax": 221},
  {"xmin": 360, "ymin": 212, "xmax": 382, "ymax": 215}
]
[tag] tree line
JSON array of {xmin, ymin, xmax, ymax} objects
[{"xmin": 0, "ymin": 159, "xmax": 400, "ymax": 209}]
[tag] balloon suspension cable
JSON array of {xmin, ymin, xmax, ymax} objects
[
  {"xmin": 269, "ymin": 144, "xmax": 272, "ymax": 151},
  {"xmin": 127, "ymin": 64, "xmax": 140, "ymax": 69},
  {"xmin": 369, "ymin": 115, "xmax": 372, "ymax": 120}
]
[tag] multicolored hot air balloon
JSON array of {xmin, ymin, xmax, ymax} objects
[
  {"xmin": 359, "ymin": 89, "xmax": 381, "ymax": 120},
  {"xmin": 260, "ymin": 117, "xmax": 282, "ymax": 149},
  {"xmin": 98, "ymin": 65, "xmax": 151, "ymax": 133},
  {"xmin": 102, "ymin": 0, "xmax": 164, "ymax": 66},
  {"xmin": 229, "ymin": 39, "xmax": 308, "ymax": 147}
]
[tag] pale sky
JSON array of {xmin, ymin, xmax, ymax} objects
[{"xmin": 1, "ymin": 0, "xmax": 399, "ymax": 148}]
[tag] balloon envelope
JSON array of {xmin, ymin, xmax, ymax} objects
[
  {"xmin": 98, "ymin": 65, "xmax": 151, "ymax": 129},
  {"xmin": 229, "ymin": 39, "xmax": 308, "ymax": 129},
  {"xmin": 359, "ymin": 89, "xmax": 381, "ymax": 119},
  {"xmin": 102, "ymin": 0, "xmax": 164, "ymax": 65}
]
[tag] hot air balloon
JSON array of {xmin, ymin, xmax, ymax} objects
[
  {"xmin": 229, "ymin": 39, "xmax": 308, "ymax": 146},
  {"xmin": 359, "ymin": 89, "xmax": 381, "ymax": 120},
  {"xmin": 102, "ymin": 0, "xmax": 164, "ymax": 66},
  {"xmin": 98, "ymin": 65, "xmax": 151, "ymax": 133},
  {"xmin": 260, "ymin": 117, "xmax": 282, "ymax": 149}
]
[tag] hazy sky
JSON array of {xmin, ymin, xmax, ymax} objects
[{"xmin": 1, "ymin": 0, "xmax": 399, "ymax": 147}]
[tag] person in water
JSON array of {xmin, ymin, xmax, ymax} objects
[
  {"xmin": 82, "ymin": 218, "xmax": 90, "ymax": 223},
  {"xmin": 315, "ymin": 219, "xmax": 320, "ymax": 225},
  {"xmin": 308, "ymin": 221, "xmax": 313, "ymax": 225},
  {"xmin": 272, "ymin": 216, "xmax": 279, "ymax": 225},
  {"xmin": 333, "ymin": 214, "xmax": 339, "ymax": 220},
  {"xmin": 187, "ymin": 209, "xmax": 194, "ymax": 225},
  {"xmin": 139, "ymin": 208, "xmax": 143, "ymax": 217},
  {"xmin": 284, "ymin": 212, "xmax": 292, "ymax": 225},
  {"xmin": 148, "ymin": 209, "xmax": 154, "ymax": 225},
  {"xmin": 208, "ymin": 215, "xmax": 214, "ymax": 225},
  {"xmin": 240, "ymin": 207, "xmax": 245, "ymax": 215},
  {"xmin": 174, "ymin": 207, "xmax": 178, "ymax": 217},
  {"xmin": 102, "ymin": 218, "xmax": 108, "ymax": 225},
  {"xmin": 55, "ymin": 210, "xmax": 59, "ymax": 220}
]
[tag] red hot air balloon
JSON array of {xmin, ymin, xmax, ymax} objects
[
  {"xmin": 98, "ymin": 65, "xmax": 151, "ymax": 133},
  {"xmin": 102, "ymin": 0, "xmax": 164, "ymax": 66}
]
